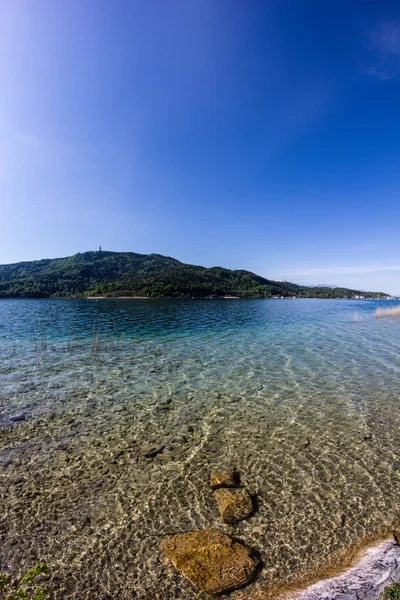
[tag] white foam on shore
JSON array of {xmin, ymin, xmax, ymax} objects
[{"xmin": 284, "ymin": 540, "xmax": 400, "ymax": 600}]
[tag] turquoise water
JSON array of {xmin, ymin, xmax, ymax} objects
[{"xmin": 1, "ymin": 298, "xmax": 400, "ymax": 599}]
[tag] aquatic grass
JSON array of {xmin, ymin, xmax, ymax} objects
[
  {"xmin": 375, "ymin": 306, "xmax": 400, "ymax": 318},
  {"xmin": 92, "ymin": 330, "xmax": 100, "ymax": 357},
  {"xmin": 0, "ymin": 573, "xmax": 9, "ymax": 590},
  {"xmin": 382, "ymin": 582, "xmax": 400, "ymax": 599},
  {"xmin": 0, "ymin": 563, "xmax": 50, "ymax": 600}
]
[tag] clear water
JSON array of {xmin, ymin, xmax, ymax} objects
[{"xmin": 1, "ymin": 298, "xmax": 400, "ymax": 599}]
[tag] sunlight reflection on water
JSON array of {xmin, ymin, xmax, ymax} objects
[{"xmin": 1, "ymin": 299, "xmax": 400, "ymax": 599}]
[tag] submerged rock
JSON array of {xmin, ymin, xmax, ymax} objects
[
  {"xmin": 155, "ymin": 398, "xmax": 172, "ymax": 412},
  {"xmin": 214, "ymin": 488, "xmax": 253, "ymax": 523},
  {"xmin": 170, "ymin": 433, "xmax": 188, "ymax": 445},
  {"xmin": 160, "ymin": 528, "xmax": 258, "ymax": 595},
  {"xmin": 144, "ymin": 446, "xmax": 165, "ymax": 459},
  {"xmin": 210, "ymin": 468, "xmax": 238, "ymax": 490},
  {"xmin": 10, "ymin": 413, "xmax": 28, "ymax": 423},
  {"xmin": 139, "ymin": 442, "xmax": 166, "ymax": 458}
]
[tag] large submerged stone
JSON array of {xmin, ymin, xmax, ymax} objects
[
  {"xmin": 160, "ymin": 528, "xmax": 258, "ymax": 595},
  {"xmin": 214, "ymin": 488, "xmax": 253, "ymax": 523}
]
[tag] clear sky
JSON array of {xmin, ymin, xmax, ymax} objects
[{"xmin": 1, "ymin": 0, "xmax": 400, "ymax": 293}]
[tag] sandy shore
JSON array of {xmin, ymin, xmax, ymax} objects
[
  {"xmin": 281, "ymin": 538, "xmax": 400, "ymax": 600},
  {"xmin": 231, "ymin": 538, "xmax": 400, "ymax": 600}
]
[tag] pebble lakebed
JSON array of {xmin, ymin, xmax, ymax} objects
[{"xmin": 1, "ymin": 298, "xmax": 400, "ymax": 598}]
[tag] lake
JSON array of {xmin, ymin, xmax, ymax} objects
[{"xmin": 1, "ymin": 298, "xmax": 400, "ymax": 599}]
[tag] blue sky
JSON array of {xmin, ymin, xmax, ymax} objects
[{"xmin": 1, "ymin": 0, "xmax": 400, "ymax": 293}]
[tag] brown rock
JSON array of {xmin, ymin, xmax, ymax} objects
[
  {"xmin": 160, "ymin": 528, "xmax": 258, "ymax": 595},
  {"xmin": 214, "ymin": 488, "xmax": 253, "ymax": 523},
  {"xmin": 139, "ymin": 442, "xmax": 165, "ymax": 459},
  {"xmin": 210, "ymin": 468, "xmax": 238, "ymax": 489}
]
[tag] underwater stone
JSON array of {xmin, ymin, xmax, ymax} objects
[
  {"xmin": 160, "ymin": 528, "xmax": 258, "ymax": 595},
  {"xmin": 210, "ymin": 468, "xmax": 238, "ymax": 489},
  {"xmin": 144, "ymin": 446, "xmax": 165, "ymax": 459},
  {"xmin": 10, "ymin": 413, "xmax": 28, "ymax": 423},
  {"xmin": 9, "ymin": 475, "xmax": 24, "ymax": 485},
  {"xmin": 157, "ymin": 398, "xmax": 172, "ymax": 407},
  {"xmin": 140, "ymin": 442, "xmax": 158, "ymax": 455},
  {"xmin": 170, "ymin": 433, "xmax": 188, "ymax": 444},
  {"xmin": 214, "ymin": 488, "xmax": 253, "ymax": 523}
]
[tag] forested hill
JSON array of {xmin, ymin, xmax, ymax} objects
[{"xmin": 0, "ymin": 251, "xmax": 390, "ymax": 299}]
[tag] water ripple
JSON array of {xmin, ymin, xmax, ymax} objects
[{"xmin": 0, "ymin": 298, "xmax": 400, "ymax": 598}]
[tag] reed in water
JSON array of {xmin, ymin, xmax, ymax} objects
[{"xmin": 375, "ymin": 305, "xmax": 400, "ymax": 318}]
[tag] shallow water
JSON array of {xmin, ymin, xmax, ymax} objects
[{"xmin": 0, "ymin": 298, "xmax": 400, "ymax": 599}]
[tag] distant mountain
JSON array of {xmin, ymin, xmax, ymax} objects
[
  {"xmin": 313, "ymin": 284, "xmax": 339, "ymax": 289},
  {"xmin": 0, "ymin": 251, "xmax": 391, "ymax": 299}
]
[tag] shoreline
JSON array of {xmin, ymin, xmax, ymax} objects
[
  {"xmin": 1, "ymin": 295, "xmax": 395, "ymax": 301},
  {"xmin": 277, "ymin": 537, "xmax": 400, "ymax": 600},
  {"xmin": 86, "ymin": 295, "xmax": 151, "ymax": 299},
  {"xmin": 233, "ymin": 536, "xmax": 400, "ymax": 600}
]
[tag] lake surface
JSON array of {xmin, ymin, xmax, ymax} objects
[{"xmin": 1, "ymin": 298, "xmax": 400, "ymax": 599}]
